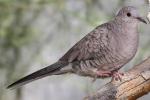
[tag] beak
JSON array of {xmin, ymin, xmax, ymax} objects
[{"xmin": 136, "ymin": 17, "xmax": 147, "ymax": 24}]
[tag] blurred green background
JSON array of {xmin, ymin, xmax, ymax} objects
[{"xmin": 0, "ymin": 0, "xmax": 149, "ymax": 100}]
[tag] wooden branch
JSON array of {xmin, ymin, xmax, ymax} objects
[{"xmin": 84, "ymin": 57, "xmax": 150, "ymax": 100}]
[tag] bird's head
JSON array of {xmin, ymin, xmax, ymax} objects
[{"xmin": 116, "ymin": 6, "xmax": 147, "ymax": 24}]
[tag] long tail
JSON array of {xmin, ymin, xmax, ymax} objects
[{"xmin": 7, "ymin": 61, "xmax": 68, "ymax": 89}]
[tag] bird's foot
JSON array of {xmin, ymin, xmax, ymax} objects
[{"xmin": 112, "ymin": 71, "xmax": 124, "ymax": 81}]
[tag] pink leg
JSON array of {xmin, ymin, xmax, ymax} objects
[
  {"xmin": 92, "ymin": 70, "xmax": 112, "ymax": 82},
  {"xmin": 112, "ymin": 71, "xmax": 124, "ymax": 81},
  {"xmin": 95, "ymin": 70, "xmax": 112, "ymax": 77}
]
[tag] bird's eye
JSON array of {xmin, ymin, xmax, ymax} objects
[{"xmin": 127, "ymin": 13, "xmax": 131, "ymax": 17}]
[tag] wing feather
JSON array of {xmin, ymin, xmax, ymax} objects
[{"xmin": 59, "ymin": 24, "xmax": 110, "ymax": 63}]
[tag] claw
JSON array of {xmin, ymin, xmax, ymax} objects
[{"xmin": 112, "ymin": 71, "xmax": 124, "ymax": 81}]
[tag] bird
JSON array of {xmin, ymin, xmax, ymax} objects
[{"xmin": 7, "ymin": 6, "xmax": 147, "ymax": 89}]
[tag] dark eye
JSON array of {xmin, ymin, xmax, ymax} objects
[{"xmin": 127, "ymin": 13, "xmax": 131, "ymax": 17}]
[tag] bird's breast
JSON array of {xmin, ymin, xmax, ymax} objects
[{"xmin": 116, "ymin": 30, "xmax": 139, "ymax": 60}]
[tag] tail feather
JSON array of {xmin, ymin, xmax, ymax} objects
[{"xmin": 7, "ymin": 61, "xmax": 68, "ymax": 89}]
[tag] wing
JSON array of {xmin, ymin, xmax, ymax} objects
[{"xmin": 59, "ymin": 24, "xmax": 111, "ymax": 63}]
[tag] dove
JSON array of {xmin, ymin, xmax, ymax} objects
[{"xmin": 7, "ymin": 6, "xmax": 147, "ymax": 89}]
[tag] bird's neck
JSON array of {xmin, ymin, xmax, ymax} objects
[
  {"xmin": 115, "ymin": 17, "xmax": 138, "ymax": 30},
  {"xmin": 114, "ymin": 17, "xmax": 138, "ymax": 37}
]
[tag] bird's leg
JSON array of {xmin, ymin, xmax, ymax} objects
[
  {"xmin": 112, "ymin": 71, "xmax": 124, "ymax": 81},
  {"xmin": 95, "ymin": 70, "xmax": 112, "ymax": 77},
  {"xmin": 91, "ymin": 70, "xmax": 112, "ymax": 82}
]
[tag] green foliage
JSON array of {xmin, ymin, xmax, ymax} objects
[
  {"xmin": 0, "ymin": 1, "xmax": 31, "ymax": 47},
  {"xmin": 0, "ymin": 1, "xmax": 44, "ymax": 100}
]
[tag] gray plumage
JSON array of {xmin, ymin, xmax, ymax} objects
[{"xmin": 7, "ymin": 6, "xmax": 147, "ymax": 89}]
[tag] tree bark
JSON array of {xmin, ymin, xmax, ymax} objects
[{"xmin": 84, "ymin": 57, "xmax": 150, "ymax": 100}]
